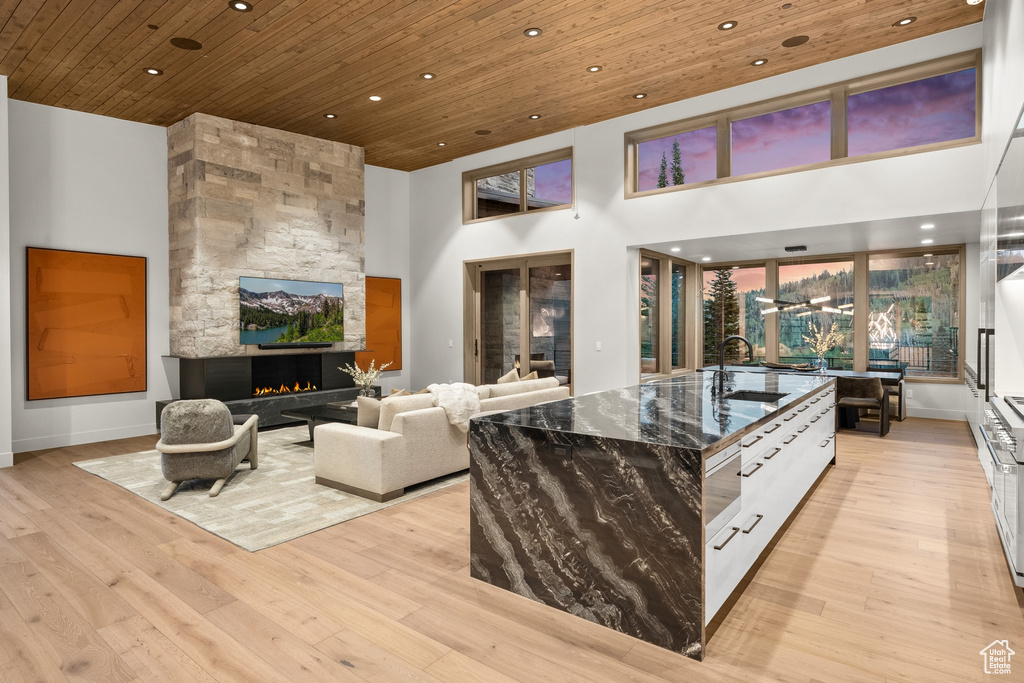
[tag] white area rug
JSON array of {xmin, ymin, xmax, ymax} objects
[{"xmin": 74, "ymin": 426, "xmax": 467, "ymax": 552}]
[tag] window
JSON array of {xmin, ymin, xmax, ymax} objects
[
  {"xmin": 671, "ymin": 262, "xmax": 687, "ymax": 370},
  {"xmin": 463, "ymin": 149, "xmax": 572, "ymax": 223},
  {"xmin": 636, "ymin": 126, "xmax": 718, "ymax": 192},
  {"xmin": 868, "ymin": 251, "xmax": 960, "ymax": 378},
  {"xmin": 641, "ymin": 251, "xmax": 696, "ymax": 378},
  {"xmin": 640, "ymin": 257, "xmax": 660, "ymax": 375},
  {"xmin": 731, "ymin": 101, "xmax": 831, "ymax": 177},
  {"xmin": 778, "ymin": 260, "xmax": 855, "ymax": 369},
  {"xmin": 848, "ymin": 69, "xmax": 977, "ymax": 157},
  {"xmin": 626, "ymin": 51, "xmax": 979, "ymax": 196},
  {"xmin": 702, "ymin": 266, "xmax": 767, "ymax": 366},
  {"xmin": 697, "ymin": 247, "xmax": 965, "ymax": 381}
]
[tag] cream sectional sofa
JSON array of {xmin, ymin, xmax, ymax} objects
[{"xmin": 313, "ymin": 377, "xmax": 569, "ymax": 501}]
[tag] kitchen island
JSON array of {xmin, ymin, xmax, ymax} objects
[{"xmin": 469, "ymin": 370, "xmax": 836, "ymax": 661}]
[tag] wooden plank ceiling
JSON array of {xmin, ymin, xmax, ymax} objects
[{"xmin": 0, "ymin": 0, "xmax": 983, "ymax": 171}]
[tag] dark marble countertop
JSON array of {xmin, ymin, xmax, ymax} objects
[{"xmin": 473, "ymin": 370, "xmax": 834, "ymax": 455}]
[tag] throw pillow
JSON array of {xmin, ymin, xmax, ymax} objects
[
  {"xmin": 522, "ymin": 371, "xmax": 539, "ymax": 381},
  {"xmin": 356, "ymin": 395, "xmax": 381, "ymax": 428},
  {"xmin": 496, "ymin": 369, "xmax": 521, "ymax": 384}
]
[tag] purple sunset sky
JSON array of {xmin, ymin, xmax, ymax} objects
[
  {"xmin": 638, "ymin": 126, "xmax": 717, "ymax": 191},
  {"xmin": 636, "ymin": 68, "xmax": 974, "ymax": 190},
  {"xmin": 732, "ymin": 100, "xmax": 832, "ymax": 176},
  {"xmin": 848, "ymin": 68, "xmax": 976, "ymax": 156},
  {"xmin": 534, "ymin": 158, "xmax": 573, "ymax": 204}
]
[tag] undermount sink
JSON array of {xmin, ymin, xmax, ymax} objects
[{"xmin": 722, "ymin": 390, "xmax": 787, "ymax": 403}]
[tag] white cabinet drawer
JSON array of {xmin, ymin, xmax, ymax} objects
[{"xmin": 705, "ymin": 522, "xmax": 745, "ymax": 622}]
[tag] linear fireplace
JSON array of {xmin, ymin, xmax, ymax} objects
[
  {"xmin": 158, "ymin": 352, "xmax": 363, "ymax": 430},
  {"xmin": 251, "ymin": 355, "xmax": 322, "ymax": 396}
]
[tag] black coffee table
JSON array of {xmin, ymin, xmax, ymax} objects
[{"xmin": 281, "ymin": 404, "xmax": 358, "ymax": 441}]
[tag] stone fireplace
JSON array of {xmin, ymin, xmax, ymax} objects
[
  {"xmin": 167, "ymin": 112, "xmax": 366, "ymax": 359},
  {"xmin": 163, "ymin": 113, "xmax": 368, "ymax": 426}
]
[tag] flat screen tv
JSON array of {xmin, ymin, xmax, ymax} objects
[{"xmin": 239, "ymin": 276, "xmax": 344, "ymax": 346}]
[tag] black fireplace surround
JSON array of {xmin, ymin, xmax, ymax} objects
[{"xmin": 157, "ymin": 352, "xmax": 363, "ymax": 430}]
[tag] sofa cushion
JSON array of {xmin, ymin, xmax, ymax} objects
[
  {"xmin": 378, "ymin": 393, "xmax": 436, "ymax": 431},
  {"xmin": 521, "ymin": 371, "xmax": 539, "ymax": 381},
  {"xmin": 496, "ymin": 369, "xmax": 520, "ymax": 384},
  {"xmin": 356, "ymin": 395, "xmax": 381, "ymax": 428},
  {"xmin": 476, "ymin": 385, "xmax": 491, "ymax": 400},
  {"xmin": 487, "ymin": 376, "xmax": 560, "ymax": 398},
  {"xmin": 480, "ymin": 385, "xmax": 570, "ymax": 413}
]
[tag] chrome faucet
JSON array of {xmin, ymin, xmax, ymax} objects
[{"xmin": 715, "ymin": 335, "xmax": 754, "ymax": 395}]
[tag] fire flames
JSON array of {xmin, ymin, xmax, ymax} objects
[{"xmin": 253, "ymin": 381, "xmax": 317, "ymax": 397}]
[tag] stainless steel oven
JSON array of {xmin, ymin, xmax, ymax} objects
[
  {"xmin": 705, "ymin": 444, "xmax": 741, "ymax": 539},
  {"xmin": 988, "ymin": 397, "xmax": 1024, "ymax": 587}
]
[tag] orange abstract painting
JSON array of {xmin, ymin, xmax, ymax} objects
[
  {"xmin": 356, "ymin": 276, "xmax": 402, "ymax": 371},
  {"xmin": 27, "ymin": 247, "xmax": 147, "ymax": 400}
]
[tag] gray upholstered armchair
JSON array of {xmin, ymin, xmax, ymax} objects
[{"xmin": 156, "ymin": 399, "xmax": 258, "ymax": 500}]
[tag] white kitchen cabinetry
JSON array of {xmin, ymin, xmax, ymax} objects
[{"xmin": 705, "ymin": 384, "xmax": 837, "ymax": 623}]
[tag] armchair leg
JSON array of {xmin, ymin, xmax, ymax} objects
[
  {"xmin": 209, "ymin": 478, "xmax": 228, "ymax": 497},
  {"xmin": 161, "ymin": 481, "xmax": 181, "ymax": 501},
  {"xmin": 248, "ymin": 422, "xmax": 259, "ymax": 470}
]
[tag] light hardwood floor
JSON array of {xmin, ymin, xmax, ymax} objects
[{"xmin": 0, "ymin": 418, "xmax": 1021, "ymax": 682}]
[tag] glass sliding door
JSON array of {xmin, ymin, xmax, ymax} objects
[
  {"xmin": 479, "ymin": 268, "xmax": 521, "ymax": 385},
  {"xmin": 468, "ymin": 253, "xmax": 573, "ymax": 390},
  {"xmin": 529, "ymin": 265, "xmax": 572, "ymax": 384},
  {"xmin": 640, "ymin": 257, "xmax": 660, "ymax": 376}
]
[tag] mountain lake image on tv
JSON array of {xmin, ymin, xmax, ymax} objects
[{"xmin": 239, "ymin": 276, "xmax": 344, "ymax": 345}]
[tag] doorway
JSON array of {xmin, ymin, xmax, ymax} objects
[{"xmin": 464, "ymin": 252, "xmax": 573, "ymax": 390}]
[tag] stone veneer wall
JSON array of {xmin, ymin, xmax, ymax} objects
[{"xmin": 168, "ymin": 113, "xmax": 365, "ymax": 358}]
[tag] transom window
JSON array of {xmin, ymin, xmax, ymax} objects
[
  {"xmin": 463, "ymin": 149, "xmax": 573, "ymax": 223},
  {"xmin": 626, "ymin": 51, "xmax": 979, "ymax": 196}
]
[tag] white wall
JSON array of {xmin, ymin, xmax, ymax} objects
[
  {"xmin": 364, "ymin": 165, "xmax": 412, "ymax": 394},
  {"xmin": 9, "ymin": 102, "xmax": 172, "ymax": 452},
  {"xmin": 982, "ymin": 0, "xmax": 1024, "ymax": 183},
  {"xmin": 408, "ymin": 26, "xmax": 987, "ymax": 397},
  {"xmin": 0, "ymin": 78, "xmax": 11, "ymax": 467}
]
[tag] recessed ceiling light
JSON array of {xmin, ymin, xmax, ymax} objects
[
  {"xmin": 923, "ymin": 253, "xmax": 933, "ymax": 257},
  {"xmin": 732, "ymin": 266, "xmax": 740, "ymax": 270},
  {"xmin": 633, "ymin": 93, "xmax": 647, "ymax": 99},
  {"xmin": 144, "ymin": 67, "xmax": 163, "ymax": 75},
  {"xmin": 147, "ymin": 24, "xmax": 159, "ymax": 29},
  {"xmin": 475, "ymin": 129, "xmax": 491, "ymax": 135},
  {"xmin": 420, "ymin": 73, "xmax": 435, "ymax": 80},
  {"xmin": 921, "ymin": 238, "xmax": 934, "ymax": 244},
  {"xmin": 229, "ymin": 1, "xmax": 252, "ymax": 11},
  {"xmin": 751, "ymin": 58, "xmax": 768, "ymax": 66},
  {"xmin": 369, "ymin": 95, "xmax": 381, "ymax": 101},
  {"xmin": 894, "ymin": 16, "xmax": 916, "ymax": 27},
  {"xmin": 781, "ymin": 35, "xmax": 809, "ymax": 47},
  {"xmin": 718, "ymin": 20, "xmax": 738, "ymax": 30},
  {"xmin": 524, "ymin": 27, "xmax": 542, "ymax": 37},
  {"xmin": 781, "ymin": 3, "xmax": 793, "ymax": 8},
  {"xmin": 529, "ymin": 114, "xmax": 541, "ymax": 120},
  {"xmin": 702, "ymin": 256, "xmax": 712, "ymax": 262},
  {"xmin": 586, "ymin": 65, "xmax": 602, "ymax": 72},
  {"xmin": 438, "ymin": 142, "xmax": 446, "ymax": 146},
  {"xmin": 323, "ymin": 113, "xmax": 336, "ymax": 119},
  {"xmin": 925, "ymin": 261, "xmax": 935, "ymax": 266},
  {"xmin": 966, "ymin": 0, "xmax": 984, "ymax": 4},
  {"xmin": 670, "ymin": 247, "xmax": 681, "ymax": 252},
  {"xmin": 921, "ymin": 223, "xmax": 935, "ymax": 230}
]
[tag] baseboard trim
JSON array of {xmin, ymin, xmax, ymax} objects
[
  {"xmin": 13, "ymin": 423, "xmax": 158, "ymax": 454},
  {"xmin": 906, "ymin": 407, "xmax": 967, "ymax": 421},
  {"xmin": 0, "ymin": 451, "xmax": 12, "ymax": 469}
]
